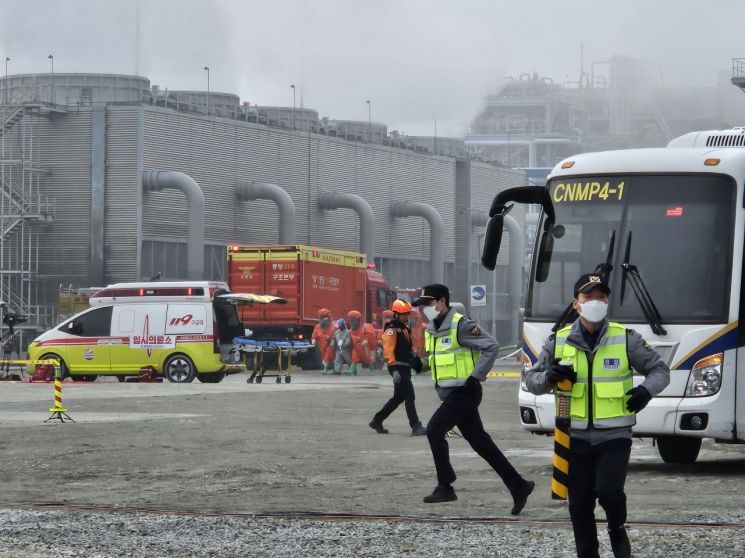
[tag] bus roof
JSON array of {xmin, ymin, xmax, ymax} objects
[{"xmin": 551, "ymin": 146, "xmax": 745, "ymax": 181}]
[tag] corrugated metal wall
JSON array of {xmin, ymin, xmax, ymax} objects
[
  {"xmin": 38, "ymin": 110, "xmax": 92, "ymax": 305},
  {"xmin": 141, "ymin": 107, "xmax": 456, "ymax": 273},
  {"xmin": 33, "ymin": 104, "xmax": 529, "ymax": 331},
  {"xmin": 105, "ymin": 106, "xmax": 141, "ymax": 284}
]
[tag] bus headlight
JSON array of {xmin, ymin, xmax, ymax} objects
[{"xmin": 685, "ymin": 353, "xmax": 723, "ymax": 397}]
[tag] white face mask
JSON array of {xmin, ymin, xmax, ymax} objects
[
  {"xmin": 423, "ymin": 304, "xmax": 440, "ymax": 321},
  {"xmin": 578, "ymin": 300, "xmax": 608, "ymax": 323}
]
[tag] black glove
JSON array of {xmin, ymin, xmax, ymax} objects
[
  {"xmin": 546, "ymin": 359, "xmax": 577, "ymax": 385},
  {"xmin": 625, "ymin": 385, "xmax": 652, "ymax": 413},
  {"xmin": 409, "ymin": 353, "xmax": 423, "ymax": 374},
  {"xmin": 464, "ymin": 375, "xmax": 481, "ymax": 391}
]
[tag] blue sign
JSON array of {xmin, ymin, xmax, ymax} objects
[{"xmin": 470, "ymin": 285, "xmax": 487, "ymax": 307}]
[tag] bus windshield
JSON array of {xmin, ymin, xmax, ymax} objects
[{"xmin": 525, "ymin": 174, "xmax": 736, "ymax": 325}]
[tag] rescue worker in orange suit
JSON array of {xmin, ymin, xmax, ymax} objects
[
  {"xmin": 311, "ymin": 308, "xmax": 336, "ymax": 375},
  {"xmin": 369, "ymin": 300, "xmax": 426, "ymax": 436},
  {"xmin": 363, "ymin": 322, "xmax": 379, "ymax": 373},
  {"xmin": 347, "ymin": 310, "xmax": 370, "ymax": 375}
]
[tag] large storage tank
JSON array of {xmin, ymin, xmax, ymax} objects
[{"xmin": 0, "ymin": 73, "xmax": 149, "ymax": 105}]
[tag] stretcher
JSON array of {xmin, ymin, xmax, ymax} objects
[{"xmin": 232, "ymin": 337, "xmax": 313, "ymax": 384}]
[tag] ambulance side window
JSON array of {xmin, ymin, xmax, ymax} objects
[{"xmin": 67, "ymin": 307, "xmax": 112, "ymax": 337}]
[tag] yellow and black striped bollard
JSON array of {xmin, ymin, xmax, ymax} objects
[
  {"xmin": 551, "ymin": 369, "xmax": 573, "ymax": 500},
  {"xmin": 44, "ymin": 363, "xmax": 75, "ymax": 423}
]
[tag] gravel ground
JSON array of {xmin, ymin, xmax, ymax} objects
[{"xmin": 1, "ymin": 508, "xmax": 745, "ymax": 558}]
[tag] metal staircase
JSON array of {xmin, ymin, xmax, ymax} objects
[{"xmin": 0, "ymin": 103, "xmax": 56, "ymax": 354}]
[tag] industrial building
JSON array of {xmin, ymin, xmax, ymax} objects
[
  {"xmin": 0, "ymin": 72, "xmax": 525, "ymax": 350},
  {"xmin": 466, "ymin": 55, "xmax": 745, "ymax": 168}
]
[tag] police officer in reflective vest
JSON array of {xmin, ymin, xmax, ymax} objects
[
  {"xmin": 369, "ymin": 300, "xmax": 426, "ymax": 436},
  {"xmin": 524, "ymin": 273, "xmax": 670, "ymax": 558},
  {"xmin": 413, "ymin": 284, "xmax": 535, "ymax": 513}
]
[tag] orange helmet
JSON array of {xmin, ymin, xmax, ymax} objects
[
  {"xmin": 391, "ymin": 300, "xmax": 413, "ymax": 314},
  {"xmin": 318, "ymin": 308, "xmax": 331, "ymax": 318}
]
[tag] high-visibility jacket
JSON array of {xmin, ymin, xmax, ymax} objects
[
  {"xmin": 424, "ymin": 312, "xmax": 480, "ymax": 387},
  {"xmin": 554, "ymin": 322, "xmax": 635, "ymax": 429}
]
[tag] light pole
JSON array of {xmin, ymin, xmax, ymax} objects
[
  {"xmin": 290, "ymin": 84, "xmax": 296, "ymax": 130},
  {"xmin": 4, "ymin": 57, "xmax": 9, "ymax": 104},
  {"xmin": 365, "ymin": 99, "xmax": 371, "ymax": 143},
  {"xmin": 48, "ymin": 54, "xmax": 54, "ymax": 103},
  {"xmin": 203, "ymin": 66, "xmax": 210, "ymax": 117}
]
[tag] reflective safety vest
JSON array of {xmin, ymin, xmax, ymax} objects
[
  {"xmin": 554, "ymin": 322, "xmax": 635, "ymax": 429},
  {"xmin": 424, "ymin": 312, "xmax": 480, "ymax": 387}
]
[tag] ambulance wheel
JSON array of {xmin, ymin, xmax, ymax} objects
[
  {"xmin": 656, "ymin": 436, "xmax": 702, "ymax": 464},
  {"xmin": 196, "ymin": 372, "xmax": 225, "ymax": 384},
  {"xmin": 39, "ymin": 353, "xmax": 67, "ymax": 379},
  {"xmin": 255, "ymin": 376, "xmax": 263, "ymax": 384},
  {"xmin": 163, "ymin": 354, "xmax": 196, "ymax": 383}
]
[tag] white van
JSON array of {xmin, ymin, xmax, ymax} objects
[{"xmin": 27, "ymin": 281, "xmax": 247, "ymax": 383}]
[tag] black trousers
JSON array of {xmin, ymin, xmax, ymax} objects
[
  {"xmin": 568, "ymin": 437, "xmax": 632, "ymax": 558},
  {"xmin": 373, "ymin": 368, "xmax": 420, "ymax": 428},
  {"xmin": 425, "ymin": 382, "xmax": 523, "ymax": 490}
]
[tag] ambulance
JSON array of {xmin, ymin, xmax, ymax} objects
[{"xmin": 27, "ymin": 281, "xmax": 251, "ymax": 383}]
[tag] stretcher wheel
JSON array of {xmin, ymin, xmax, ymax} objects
[
  {"xmin": 284, "ymin": 376, "xmax": 291, "ymax": 383},
  {"xmin": 256, "ymin": 376, "xmax": 263, "ymax": 384},
  {"xmin": 276, "ymin": 376, "xmax": 282, "ymax": 384}
]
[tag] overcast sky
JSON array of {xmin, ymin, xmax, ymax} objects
[{"xmin": 2, "ymin": 0, "xmax": 745, "ymax": 136}]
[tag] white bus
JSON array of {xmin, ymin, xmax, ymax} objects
[{"xmin": 482, "ymin": 128, "xmax": 745, "ymax": 464}]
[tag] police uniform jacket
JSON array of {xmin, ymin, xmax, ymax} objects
[
  {"xmin": 426, "ymin": 307, "xmax": 498, "ymax": 401},
  {"xmin": 524, "ymin": 318, "xmax": 670, "ymax": 444}
]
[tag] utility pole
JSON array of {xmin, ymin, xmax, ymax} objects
[
  {"xmin": 366, "ymin": 99, "xmax": 371, "ymax": 143},
  {"xmin": 48, "ymin": 54, "xmax": 54, "ymax": 103},
  {"xmin": 204, "ymin": 66, "xmax": 210, "ymax": 117},
  {"xmin": 290, "ymin": 84, "xmax": 296, "ymax": 130},
  {"xmin": 4, "ymin": 57, "xmax": 9, "ymax": 104}
]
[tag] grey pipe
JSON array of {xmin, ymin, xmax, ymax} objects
[
  {"xmin": 318, "ymin": 192, "xmax": 375, "ymax": 262},
  {"xmin": 472, "ymin": 211, "xmax": 523, "ymax": 344},
  {"xmin": 237, "ymin": 181, "xmax": 296, "ymax": 244},
  {"xmin": 392, "ymin": 201, "xmax": 444, "ymax": 283},
  {"xmin": 142, "ymin": 170, "xmax": 204, "ymax": 280}
]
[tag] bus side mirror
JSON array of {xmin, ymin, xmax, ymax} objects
[
  {"xmin": 535, "ymin": 227, "xmax": 555, "ymax": 282},
  {"xmin": 481, "ymin": 214, "xmax": 504, "ymax": 270}
]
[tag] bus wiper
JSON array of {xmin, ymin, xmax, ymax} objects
[
  {"xmin": 620, "ymin": 231, "xmax": 667, "ymax": 335},
  {"xmin": 551, "ymin": 230, "xmax": 615, "ymax": 333},
  {"xmin": 594, "ymin": 230, "xmax": 615, "ymax": 283},
  {"xmin": 620, "ymin": 231, "xmax": 632, "ymax": 304},
  {"xmin": 623, "ymin": 264, "xmax": 667, "ymax": 335}
]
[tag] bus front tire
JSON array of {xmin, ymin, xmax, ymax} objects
[
  {"xmin": 656, "ymin": 435, "xmax": 702, "ymax": 464},
  {"xmin": 163, "ymin": 354, "xmax": 197, "ymax": 383}
]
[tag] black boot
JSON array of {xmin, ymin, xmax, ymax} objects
[
  {"xmin": 608, "ymin": 525, "xmax": 631, "ymax": 558},
  {"xmin": 423, "ymin": 485, "xmax": 457, "ymax": 503},
  {"xmin": 509, "ymin": 480, "xmax": 535, "ymax": 515},
  {"xmin": 410, "ymin": 422, "xmax": 426, "ymax": 436},
  {"xmin": 368, "ymin": 419, "xmax": 389, "ymax": 434}
]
